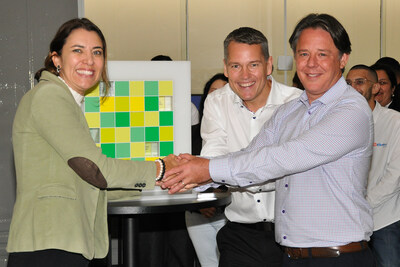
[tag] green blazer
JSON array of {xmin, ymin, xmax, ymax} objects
[{"xmin": 7, "ymin": 71, "xmax": 156, "ymax": 260}]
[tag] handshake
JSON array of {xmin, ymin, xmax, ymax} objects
[{"xmin": 157, "ymin": 154, "xmax": 213, "ymax": 194}]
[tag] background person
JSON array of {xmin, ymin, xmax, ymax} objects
[
  {"xmin": 375, "ymin": 57, "xmax": 400, "ymax": 84},
  {"xmin": 374, "ymin": 57, "xmax": 400, "ymax": 111},
  {"xmin": 186, "ymin": 73, "xmax": 228, "ymax": 267},
  {"xmin": 6, "ymin": 18, "xmax": 177, "ymax": 267},
  {"xmin": 148, "ymin": 54, "xmax": 197, "ymax": 267},
  {"xmin": 191, "ymin": 73, "xmax": 228, "ymax": 155},
  {"xmin": 370, "ymin": 63, "xmax": 398, "ymax": 111},
  {"xmin": 347, "ymin": 64, "xmax": 400, "ymax": 267}
]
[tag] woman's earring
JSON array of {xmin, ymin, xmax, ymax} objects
[{"xmin": 56, "ymin": 65, "xmax": 61, "ymax": 73}]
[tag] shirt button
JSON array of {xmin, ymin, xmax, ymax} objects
[
  {"xmin": 259, "ymin": 189, "xmax": 262, "ymax": 192},
  {"xmin": 285, "ymin": 184, "xmax": 288, "ymax": 188},
  {"xmin": 283, "ymin": 235, "xmax": 287, "ymax": 239},
  {"xmin": 253, "ymin": 116, "xmax": 256, "ymax": 119},
  {"xmin": 308, "ymin": 110, "xmax": 311, "ymax": 114},
  {"xmin": 222, "ymin": 180, "xmax": 225, "ymax": 183},
  {"xmin": 257, "ymin": 200, "xmax": 261, "ymax": 203},
  {"xmin": 263, "ymin": 219, "xmax": 267, "ymax": 222},
  {"xmin": 282, "ymin": 210, "xmax": 285, "ymax": 213},
  {"xmin": 249, "ymin": 181, "xmax": 253, "ymax": 184}
]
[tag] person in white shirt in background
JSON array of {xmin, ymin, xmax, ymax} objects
[
  {"xmin": 198, "ymin": 27, "xmax": 302, "ymax": 267},
  {"xmin": 186, "ymin": 73, "xmax": 228, "ymax": 267},
  {"xmin": 346, "ymin": 65, "xmax": 400, "ymax": 267}
]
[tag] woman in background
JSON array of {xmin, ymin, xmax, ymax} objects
[
  {"xmin": 192, "ymin": 73, "xmax": 228, "ymax": 155},
  {"xmin": 371, "ymin": 63, "xmax": 399, "ymax": 111},
  {"xmin": 7, "ymin": 18, "xmax": 176, "ymax": 267}
]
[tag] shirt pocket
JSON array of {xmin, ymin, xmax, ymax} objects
[{"xmin": 37, "ymin": 184, "xmax": 77, "ymax": 200}]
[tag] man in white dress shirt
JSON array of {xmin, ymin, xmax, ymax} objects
[
  {"xmin": 346, "ymin": 65, "xmax": 400, "ymax": 267},
  {"xmin": 199, "ymin": 27, "xmax": 302, "ymax": 267}
]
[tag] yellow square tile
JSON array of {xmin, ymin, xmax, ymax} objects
[
  {"xmin": 131, "ymin": 97, "xmax": 144, "ymax": 111},
  {"xmin": 159, "ymin": 81, "xmax": 173, "ymax": 96},
  {"xmin": 131, "ymin": 142, "xmax": 145, "ymax": 157},
  {"xmin": 130, "ymin": 81, "xmax": 144, "ymax": 96},
  {"xmin": 85, "ymin": 113, "xmax": 100, "ymax": 128},
  {"xmin": 86, "ymin": 84, "xmax": 100, "ymax": 96},
  {"xmin": 131, "ymin": 112, "xmax": 144, "ymax": 126},
  {"xmin": 115, "ymin": 127, "xmax": 130, "ymax": 143},
  {"xmin": 100, "ymin": 128, "xmax": 115, "ymax": 143},
  {"xmin": 160, "ymin": 126, "xmax": 173, "ymax": 141},
  {"xmin": 145, "ymin": 157, "xmax": 158, "ymax": 161},
  {"xmin": 145, "ymin": 112, "xmax": 159, "ymax": 126},
  {"xmin": 100, "ymin": 97, "xmax": 115, "ymax": 112},
  {"xmin": 115, "ymin": 97, "xmax": 129, "ymax": 112}
]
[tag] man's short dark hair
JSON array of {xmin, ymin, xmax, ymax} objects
[
  {"xmin": 151, "ymin": 55, "xmax": 172, "ymax": 61},
  {"xmin": 289, "ymin": 13, "xmax": 351, "ymax": 57},
  {"xmin": 349, "ymin": 64, "xmax": 378, "ymax": 82},
  {"xmin": 223, "ymin": 27, "xmax": 270, "ymax": 61}
]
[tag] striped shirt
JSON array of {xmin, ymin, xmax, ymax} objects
[{"xmin": 210, "ymin": 77, "xmax": 374, "ymax": 247}]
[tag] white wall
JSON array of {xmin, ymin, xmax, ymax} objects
[{"xmin": 85, "ymin": 0, "xmax": 396, "ymax": 94}]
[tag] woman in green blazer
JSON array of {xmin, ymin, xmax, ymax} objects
[{"xmin": 7, "ymin": 18, "xmax": 176, "ymax": 267}]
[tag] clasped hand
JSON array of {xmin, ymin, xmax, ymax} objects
[{"xmin": 158, "ymin": 154, "xmax": 213, "ymax": 194}]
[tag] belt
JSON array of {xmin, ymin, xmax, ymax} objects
[
  {"xmin": 230, "ymin": 221, "xmax": 274, "ymax": 232},
  {"xmin": 283, "ymin": 241, "xmax": 368, "ymax": 259}
]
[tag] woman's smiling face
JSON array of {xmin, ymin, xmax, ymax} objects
[{"xmin": 52, "ymin": 28, "xmax": 105, "ymax": 95}]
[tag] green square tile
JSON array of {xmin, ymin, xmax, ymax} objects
[
  {"xmin": 101, "ymin": 143, "xmax": 115, "ymax": 158},
  {"xmin": 101, "ymin": 113, "xmax": 115, "ymax": 127},
  {"xmin": 145, "ymin": 97, "xmax": 159, "ymax": 111},
  {"xmin": 145, "ymin": 81, "xmax": 158, "ymax": 95},
  {"xmin": 131, "ymin": 158, "xmax": 145, "ymax": 161},
  {"xmin": 131, "ymin": 127, "xmax": 145, "ymax": 142},
  {"xmin": 160, "ymin": 141, "xmax": 174, "ymax": 156},
  {"xmin": 159, "ymin": 111, "xmax": 173, "ymax": 126},
  {"xmin": 115, "ymin": 81, "xmax": 130, "ymax": 96},
  {"xmin": 145, "ymin": 127, "xmax": 159, "ymax": 141},
  {"xmin": 115, "ymin": 112, "xmax": 130, "ymax": 127},
  {"xmin": 116, "ymin": 143, "xmax": 130, "ymax": 158},
  {"xmin": 85, "ymin": 97, "xmax": 100, "ymax": 112}
]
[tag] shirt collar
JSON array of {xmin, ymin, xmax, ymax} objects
[
  {"xmin": 299, "ymin": 76, "xmax": 347, "ymax": 106},
  {"xmin": 58, "ymin": 76, "xmax": 84, "ymax": 107}
]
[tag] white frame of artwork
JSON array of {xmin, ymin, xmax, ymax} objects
[{"xmin": 106, "ymin": 60, "xmax": 192, "ymax": 156}]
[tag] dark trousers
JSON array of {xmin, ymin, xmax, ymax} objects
[
  {"xmin": 369, "ymin": 220, "xmax": 400, "ymax": 267},
  {"xmin": 137, "ymin": 212, "xmax": 196, "ymax": 267},
  {"xmin": 8, "ymin": 249, "xmax": 89, "ymax": 267},
  {"xmin": 282, "ymin": 247, "xmax": 375, "ymax": 267},
  {"xmin": 217, "ymin": 221, "xmax": 282, "ymax": 267}
]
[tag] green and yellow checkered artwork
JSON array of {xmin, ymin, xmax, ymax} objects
[{"xmin": 84, "ymin": 80, "xmax": 174, "ymax": 161}]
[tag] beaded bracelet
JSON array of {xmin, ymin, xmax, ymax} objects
[{"xmin": 155, "ymin": 158, "xmax": 165, "ymax": 181}]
